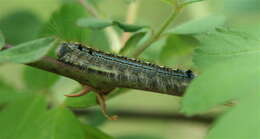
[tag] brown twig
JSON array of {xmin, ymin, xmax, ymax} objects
[
  {"xmin": 27, "ymin": 56, "xmax": 190, "ymax": 97},
  {"xmin": 1, "ymin": 43, "xmax": 191, "ymax": 97},
  {"xmin": 27, "ymin": 56, "xmax": 112, "ymax": 92}
]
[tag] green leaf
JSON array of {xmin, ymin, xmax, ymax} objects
[
  {"xmin": 38, "ymin": 107, "xmax": 113, "ymax": 139},
  {"xmin": 88, "ymin": 29, "xmax": 111, "ymax": 52},
  {"xmin": 119, "ymin": 28, "xmax": 152, "ymax": 56},
  {"xmin": 160, "ymin": 0, "xmax": 176, "ymax": 5},
  {"xmin": 0, "ymin": 96, "xmax": 48, "ymax": 139},
  {"xmin": 181, "ymin": 56, "xmax": 260, "ymax": 115},
  {"xmin": 23, "ymin": 66, "xmax": 59, "ymax": 91},
  {"xmin": 0, "ymin": 80, "xmax": 19, "ymax": 103},
  {"xmin": 135, "ymin": 29, "xmax": 153, "ymax": 47},
  {"xmin": 113, "ymin": 21, "xmax": 145, "ymax": 32},
  {"xmin": 77, "ymin": 18, "xmax": 113, "ymax": 29},
  {"xmin": 0, "ymin": 30, "xmax": 5, "ymax": 49},
  {"xmin": 85, "ymin": 111, "xmax": 107, "ymax": 127},
  {"xmin": 159, "ymin": 35, "xmax": 197, "ymax": 67},
  {"xmin": 0, "ymin": 94, "xmax": 111, "ymax": 139},
  {"xmin": 120, "ymin": 31, "xmax": 146, "ymax": 55},
  {"xmin": 222, "ymin": 0, "xmax": 260, "ymax": 14},
  {"xmin": 193, "ymin": 28, "xmax": 260, "ymax": 70},
  {"xmin": 180, "ymin": 0, "xmax": 204, "ymax": 7},
  {"xmin": 207, "ymin": 93, "xmax": 260, "ymax": 139},
  {"xmin": 0, "ymin": 11, "xmax": 43, "ymax": 45},
  {"xmin": 181, "ymin": 28, "xmax": 260, "ymax": 115},
  {"xmin": 62, "ymin": 0, "xmax": 103, "ymax": 5},
  {"xmin": 123, "ymin": 0, "xmax": 137, "ymax": 4},
  {"xmin": 84, "ymin": 124, "xmax": 114, "ymax": 139},
  {"xmin": 140, "ymin": 38, "xmax": 166, "ymax": 61},
  {"xmin": 0, "ymin": 37, "xmax": 55, "ymax": 64},
  {"xmin": 117, "ymin": 134, "xmax": 162, "ymax": 139},
  {"xmin": 166, "ymin": 15, "xmax": 226, "ymax": 35},
  {"xmin": 36, "ymin": 108, "xmax": 86, "ymax": 139},
  {"xmin": 161, "ymin": 0, "xmax": 204, "ymax": 7},
  {"xmin": 41, "ymin": 3, "xmax": 110, "ymax": 51},
  {"xmin": 41, "ymin": 3, "xmax": 90, "ymax": 43},
  {"xmin": 0, "ymin": 80, "xmax": 30, "ymax": 104}
]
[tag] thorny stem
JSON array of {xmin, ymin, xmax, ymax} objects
[
  {"xmin": 131, "ymin": 6, "xmax": 182, "ymax": 58},
  {"xmin": 78, "ymin": 0, "xmax": 122, "ymax": 52}
]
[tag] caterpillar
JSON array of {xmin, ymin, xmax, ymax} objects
[{"xmin": 57, "ymin": 42, "xmax": 194, "ymax": 96}]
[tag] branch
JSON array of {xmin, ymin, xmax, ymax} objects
[
  {"xmin": 28, "ymin": 57, "xmax": 86, "ymax": 83},
  {"xmin": 2, "ymin": 44, "xmax": 192, "ymax": 97},
  {"xmin": 27, "ymin": 56, "xmax": 191, "ymax": 96},
  {"xmin": 27, "ymin": 56, "xmax": 112, "ymax": 92},
  {"xmin": 73, "ymin": 109, "xmax": 214, "ymax": 124}
]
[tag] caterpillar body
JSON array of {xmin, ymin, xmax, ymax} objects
[{"xmin": 57, "ymin": 42, "xmax": 194, "ymax": 96}]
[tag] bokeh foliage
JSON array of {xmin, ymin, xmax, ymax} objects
[{"xmin": 0, "ymin": 0, "xmax": 260, "ymax": 139}]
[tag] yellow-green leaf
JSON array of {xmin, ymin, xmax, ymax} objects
[
  {"xmin": 181, "ymin": 56, "xmax": 260, "ymax": 115},
  {"xmin": 77, "ymin": 18, "xmax": 113, "ymax": 29},
  {"xmin": 0, "ymin": 37, "xmax": 55, "ymax": 64},
  {"xmin": 207, "ymin": 93, "xmax": 260, "ymax": 139},
  {"xmin": 193, "ymin": 28, "xmax": 260, "ymax": 70},
  {"xmin": 166, "ymin": 15, "xmax": 226, "ymax": 35}
]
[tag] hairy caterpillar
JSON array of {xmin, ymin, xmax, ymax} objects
[{"xmin": 57, "ymin": 42, "xmax": 194, "ymax": 96}]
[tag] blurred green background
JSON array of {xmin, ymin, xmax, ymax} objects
[{"xmin": 0, "ymin": 0, "xmax": 260, "ymax": 139}]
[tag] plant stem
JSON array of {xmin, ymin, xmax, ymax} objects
[
  {"xmin": 120, "ymin": 0, "xmax": 140, "ymax": 46},
  {"xmin": 131, "ymin": 7, "xmax": 182, "ymax": 58},
  {"xmin": 23, "ymin": 56, "xmax": 190, "ymax": 97},
  {"xmin": 78, "ymin": 0, "xmax": 99, "ymax": 18},
  {"xmin": 73, "ymin": 109, "xmax": 214, "ymax": 123}
]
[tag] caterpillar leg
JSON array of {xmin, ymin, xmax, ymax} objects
[
  {"xmin": 95, "ymin": 92, "xmax": 118, "ymax": 120},
  {"xmin": 64, "ymin": 85, "xmax": 117, "ymax": 120},
  {"xmin": 65, "ymin": 85, "xmax": 92, "ymax": 97}
]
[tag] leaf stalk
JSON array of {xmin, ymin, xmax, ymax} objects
[{"xmin": 131, "ymin": 6, "xmax": 182, "ymax": 58}]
